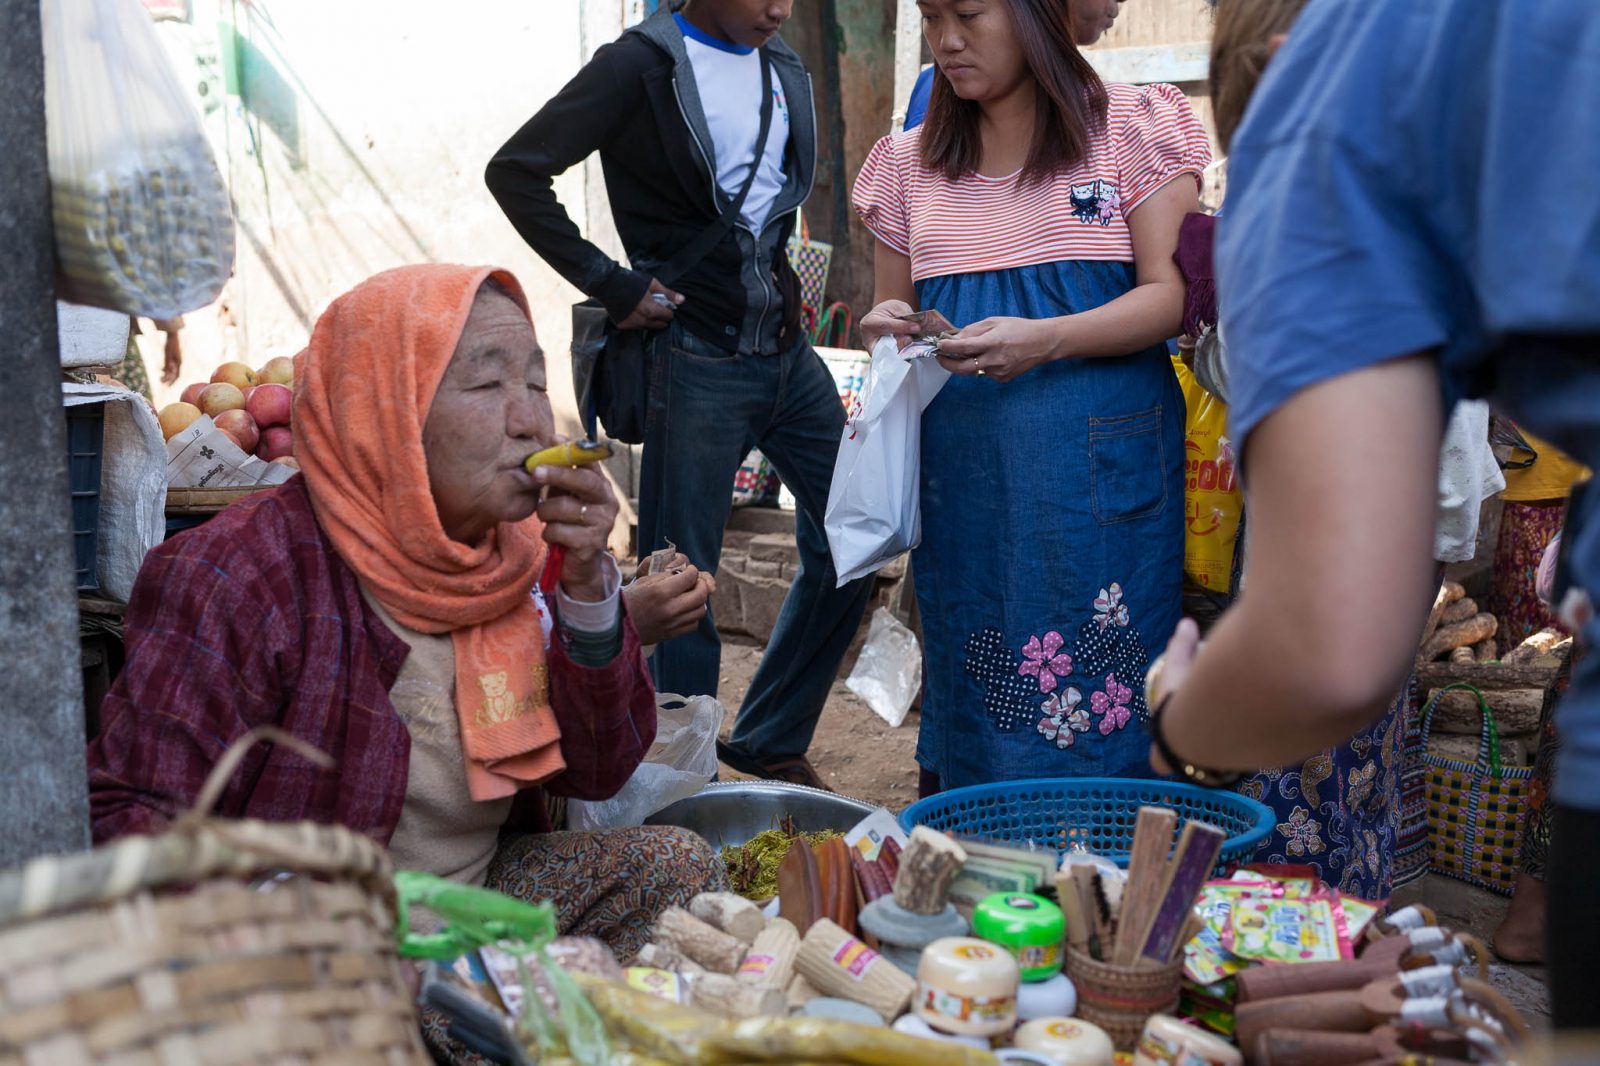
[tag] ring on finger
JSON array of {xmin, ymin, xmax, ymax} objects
[{"xmin": 579, "ymin": 504, "xmax": 589, "ymax": 520}]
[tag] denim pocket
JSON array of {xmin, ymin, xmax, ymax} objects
[
  {"xmin": 671, "ymin": 328, "xmax": 742, "ymax": 364},
  {"xmin": 1088, "ymin": 405, "xmax": 1168, "ymax": 525}
]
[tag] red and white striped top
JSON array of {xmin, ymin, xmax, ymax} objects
[{"xmin": 853, "ymin": 83, "xmax": 1211, "ymax": 282}]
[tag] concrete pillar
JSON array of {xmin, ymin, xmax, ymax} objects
[{"xmin": 0, "ymin": 0, "xmax": 92, "ymax": 863}]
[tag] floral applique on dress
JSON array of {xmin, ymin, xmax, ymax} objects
[
  {"xmin": 965, "ymin": 627, "xmax": 1041, "ymax": 733},
  {"xmin": 957, "ymin": 580, "xmax": 1153, "ymax": 756},
  {"xmin": 1018, "ymin": 631, "xmax": 1073, "ymax": 694},
  {"xmin": 1037, "ymin": 687, "xmax": 1091, "ymax": 748}
]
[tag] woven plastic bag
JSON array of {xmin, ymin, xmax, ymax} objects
[
  {"xmin": 1419, "ymin": 682, "xmax": 1532, "ymax": 895},
  {"xmin": 42, "ymin": 0, "xmax": 235, "ymax": 318}
]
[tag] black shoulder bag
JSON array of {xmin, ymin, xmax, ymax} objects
[{"xmin": 571, "ymin": 54, "xmax": 775, "ymax": 444}]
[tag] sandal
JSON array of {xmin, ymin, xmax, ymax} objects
[{"xmin": 716, "ymin": 740, "xmax": 833, "ymax": 792}]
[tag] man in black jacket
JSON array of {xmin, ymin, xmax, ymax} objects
[{"xmin": 487, "ymin": 0, "xmax": 873, "ymax": 789}]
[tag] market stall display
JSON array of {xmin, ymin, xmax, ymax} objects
[{"xmin": 396, "ymin": 783, "xmax": 1535, "ymax": 1065}]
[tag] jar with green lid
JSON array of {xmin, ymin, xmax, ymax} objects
[{"xmin": 973, "ymin": 893, "xmax": 1066, "ymax": 982}]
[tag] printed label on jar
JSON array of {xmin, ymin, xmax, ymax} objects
[
  {"xmin": 832, "ymin": 937, "xmax": 881, "ymax": 980},
  {"xmin": 1135, "ymin": 1030, "xmax": 1223, "ymax": 1066},
  {"xmin": 918, "ymin": 982, "xmax": 1016, "ymax": 1025},
  {"xmin": 1017, "ymin": 942, "xmax": 1062, "ymax": 970},
  {"xmin": 737, "ymin": 953, "xmax": 775, "ymax": 978}
]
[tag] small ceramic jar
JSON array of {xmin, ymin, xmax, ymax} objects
[
  {"xmin": 1013, "ymin": 1017, "xmax": 1116, "ymax": 1066},
  {"xmin": 915, "ymin": 937, "xmax": 1021, "ymax": 1037}
]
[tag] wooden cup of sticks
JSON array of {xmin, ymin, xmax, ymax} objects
[{"xmin": 1059, "ymin": 807, "xmax": 1227, "ymax": 1051}]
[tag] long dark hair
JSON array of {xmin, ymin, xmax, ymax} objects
[{"xmin": 920, "ymin": 0, "xmax": 1109, "ymax": 184}]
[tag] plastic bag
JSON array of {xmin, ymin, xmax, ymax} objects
[
  {"xmin": 395, "ymin": 872, "xmax": 610, "ymax": 1066},
  {"xmin": 63, "ymin": 381, "xmax": 167, "ymax": 602},
  {"xmin": 42, "ymin": 0, "xmax": 235, "ymax": 318},
  {"xmin": 567, "ymin": 694, "xmax": 725, "ymax": 831},
  {"xmin": 1173, "ymin": 356, "xmax": 1242, "ymax": 594},
  {"xmin": 575, "ymin": 973, "xmax": 997, "ymax": 1065},
  {"xmin": 845, "ymin": 607, "xmax": 922, "ymax": 728},
  {"xmin": 824, "ymin": 337, "xmax": 950, "ymax": 586}
]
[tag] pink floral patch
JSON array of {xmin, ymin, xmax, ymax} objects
[
  {"xmin": 1091, "ymin": 673, "xmax": 1133, "ymax": 734},
  {"xmin": 1018, "ymin": 631, "xmax": 1073, "ymax": 694}
]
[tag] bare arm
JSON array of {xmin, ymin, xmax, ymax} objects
[
  {"xmin": 936, "ymin": 177, "xmax": 1198, "ymax": 381},
  {"xmin": 859, "ymin": 243, "xmax": 921, "ymax": 348},
  {"xmin": 1153, "ymin": 355, "xmax": 1445, "ymax": 770}
]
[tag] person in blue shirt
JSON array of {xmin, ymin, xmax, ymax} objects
[
  {"xmin": 901, "ymin": 0, "xmax": 1127, "ymax": 130},
  {"xmin": 1143, "ymin": 0, "xmax": 1600, "ymax": 1028}
]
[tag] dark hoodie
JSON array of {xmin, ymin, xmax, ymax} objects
[{"xmin": 487, "ymin": 3, "xmax": 816, "ymax": 355}]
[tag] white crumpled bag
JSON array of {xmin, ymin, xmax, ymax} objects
[
  {"xmin": 63, "ymin": 382, "xmax": 166, "ymax": 602},
  {"xmin": 566, "ymin": 693, "xmax": 726, "ymax": 831},
  {"xmin": 824, "ymin": 336, "xmax": 950, "ymax": 586},
  {"xmin": 846, "ymin": 607, "xmax": 923, "ymax": 728}
]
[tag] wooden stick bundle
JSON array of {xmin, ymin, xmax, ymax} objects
[
  {"xmin": 735, "ymin": 918, "xmax": 800, "ymax": 989},
  {"xmin": 689, "ymin": 972, "xmax": 787, "ymax": 1019},
  {"xmin": 794, "ymin": 918, "xmax": 915, "ymax": 1021},
  {"xmin": 690, "ymin": 892, "xmax": 765, "ymax": 944},
  {"xmin": 653, "ymin": 906, "xmax": 747, "ymax": 974}
]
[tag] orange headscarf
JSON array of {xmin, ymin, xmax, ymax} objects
[{"xmin": 293, "ymin": 264, "xmax": 564, "ymax": 801}]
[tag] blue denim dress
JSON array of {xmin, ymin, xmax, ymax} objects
[{"xmin": 914, "ymin": 261, "xmax": 1185, "ymax": 789}]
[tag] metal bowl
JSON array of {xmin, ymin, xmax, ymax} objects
[{"xmin": 644, "ymin": 780, "xmax": 878, "ymax": 852}]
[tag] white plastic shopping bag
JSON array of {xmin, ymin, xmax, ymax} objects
[
  {"xmin": 824, "ymin": 337, "xmax": 950, "ymax": 585},
  {"xmin": 42, "ymin": 0, "xmax": 235, "ymax": 317},
  {"xmin": 566, "ymin": 693, "xmax": 726, "ymax": 831}
]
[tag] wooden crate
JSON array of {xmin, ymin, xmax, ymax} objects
[{"xmin": 165, "ymin": 485, "xmax": 270, "ymax": 514}]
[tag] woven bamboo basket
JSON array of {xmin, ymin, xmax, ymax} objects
[
  {"xmin": 1066, "ymin": 946, "xmax": 1183, "ymax": 1052},
  {"xmin": 0, "ymin": 731, "xmax": 428, "ymax": 1065}
]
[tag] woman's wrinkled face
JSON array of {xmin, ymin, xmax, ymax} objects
[
  {"xmin": 422, "ymin": 286, "xmax": 553, "ymax": 544},
  {"xmin": 920, "ymin": 0, "xmax": 1029, "ymax": 103}
]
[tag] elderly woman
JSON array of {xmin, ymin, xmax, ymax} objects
[{"xmin": 87, "ymin": 265, "xmax": 724, "ymax": 992}]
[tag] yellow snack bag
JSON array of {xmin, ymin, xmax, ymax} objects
[{"xmin": 1173, "ymin": 357, "xmax": 1243, "ymax": 594}]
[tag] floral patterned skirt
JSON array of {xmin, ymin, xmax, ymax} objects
[
  {"xmin": 1238, "ymin": 684, "xmax": 1408, "ymax": 901},
  {"xmin": 420, "ymin": 825, "xmax": 727, "ymax": 1064}
]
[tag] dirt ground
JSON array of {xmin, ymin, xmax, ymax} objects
[
  {"xmin": 713, "ymin": 636, "xmax": 920, "ymax": 809},
  {"xmin": 711, "ymin": 633, "xmax": 1552, "ymax": 1024}
]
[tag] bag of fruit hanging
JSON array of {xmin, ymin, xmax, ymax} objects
[
  {"xmin": 41, "ymin": 0, "xmax": 235, "ymax": 318},
  {"xmin": 1172, "ymin": 356, "xmax": 1243, "ymax": 595}
]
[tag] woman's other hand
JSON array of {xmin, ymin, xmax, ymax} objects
[
  {"xmin": 533, "ymin": 462, "xmax": 620, "ymax": 602},
  {"xmin": 625, "ymin": 564, "xmax": 715, "ymax": 645},
  {"xmin": 936, "ymin": 317, "xmax": 1060, "ymax": 382},
  {"xmin": 860, "ymin": 299, "xmax": 920, "ymax": 349}
]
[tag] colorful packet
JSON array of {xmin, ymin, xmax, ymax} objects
[
  {"xmin": 1185, "ymin": 883, "xmax": 1258, "ymax": 984},
  {"xmin": 1338, "ymin": 895, "xmax": 1383, "ymax": 942},
  {"xmin": 1223, "ymin": 896, "xmax": 1353, "ymax": 964}
]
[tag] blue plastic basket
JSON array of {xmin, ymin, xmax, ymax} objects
[{"xmin": 899, "ymin": 777, "xmax": 1274, "ymax": 870}]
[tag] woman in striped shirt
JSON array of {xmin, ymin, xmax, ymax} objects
[{"xmin": 854, "ymin": 0, "xmax": 1209, "ymax": 793}]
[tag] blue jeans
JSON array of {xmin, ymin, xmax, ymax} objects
[{"xmin": 638, "ymin": 327, "xmax": 874, "ymax": 761}]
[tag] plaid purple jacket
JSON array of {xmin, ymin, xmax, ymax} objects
[{"xmin": 88, "ymin": 477, "xmax": 656, "ymax": 845}]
